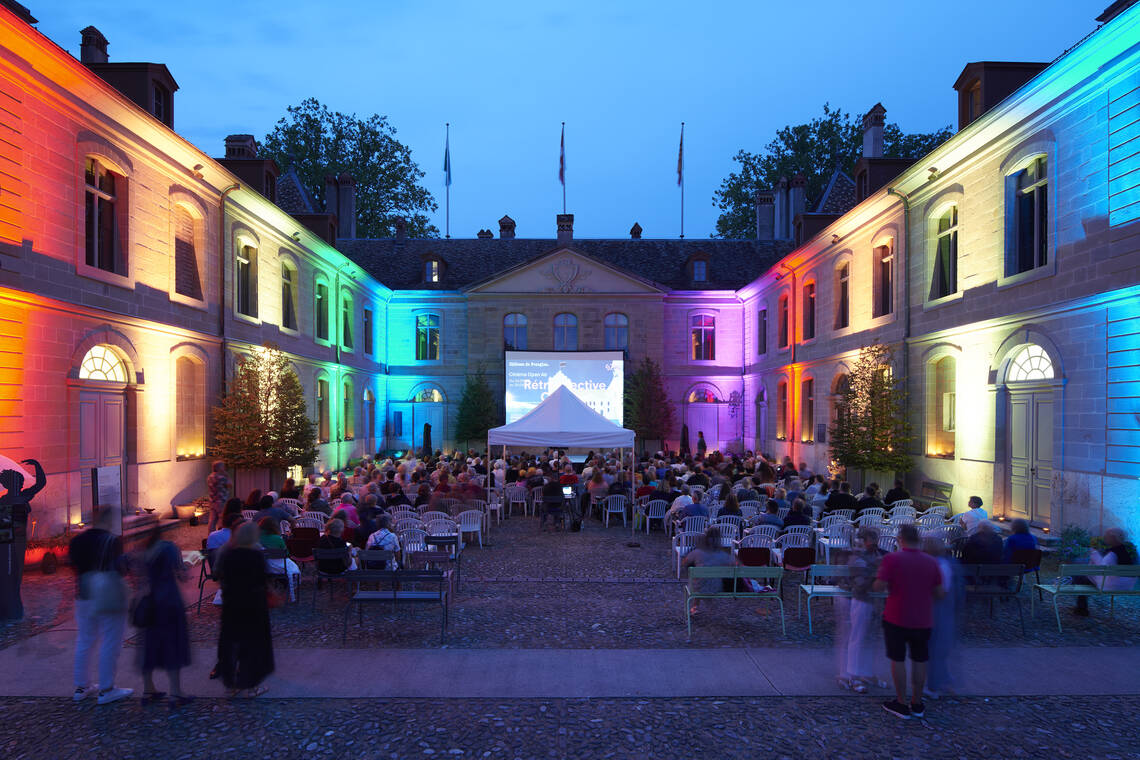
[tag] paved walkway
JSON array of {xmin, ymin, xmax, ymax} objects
[{"xmin": 4, "ymin": 621, "xmax": 1138, "ymax": 699}]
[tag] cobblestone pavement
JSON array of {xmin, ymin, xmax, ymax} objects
[{"xmin": 1, "ymin": 695, "xmax": 1136, "ymax": 760}]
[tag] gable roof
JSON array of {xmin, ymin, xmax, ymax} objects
[
  {"xmin": 814, "ymin": 169, "xmax": 858, "ymax": 215},
  {"xmin": 464, "ymin": 247, "xmax": 669, "ymax": 294},
  {"xmin": 337, "ymin": 236, "xmax": 794, "ymax": 291},
  {"xmin": 275, "ymin": 166, "xmax": 316, "ymax": 214}
]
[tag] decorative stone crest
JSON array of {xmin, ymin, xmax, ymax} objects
[{"xmin": 543, "ymin": 256, "xmax": 592, "ymax": 293}]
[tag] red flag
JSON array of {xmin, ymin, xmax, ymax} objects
[
  {"xmin": 559, "ymin": 123, "xmax": 565, "ymax": 186},
  {"xmin": 677, "ymin": 123, "xmax": 684, "ymax": 186}
]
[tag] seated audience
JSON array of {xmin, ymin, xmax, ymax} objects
[
  {"xmin": 364, "ymin": 515, "xmax": 401, "ymax": 570},
  {"xmin": 258, "ymin": 517, "xmax": 299, "ymax": 601},
  {"xmin": 316, "ymin": 518, "xmax": 355, "ymax": 573},
  {"xmin": 1074, "ymin": 527, "xmax": 1138, "ymax": 616},
  {"xmin": 783, "ymin": 499, "xmax": 812, "ymax": 527},
  {"xmin": 1002, "ymin": 518, "xmax": 1038, "ymax": 562},
  {"xmin": 960, "ymin": 520, "xmax": 1003, "ymax": 565},
  {"xmin": 958, "ymin": 496, "xmax": 988, "ymax": 535},
  {"xmin": 825, "ymin": 482, "xmax": 858, "ymax": 513},
  {"xmin": 883, "ymin": 479, "xmax": 910, "ymax": 505}
]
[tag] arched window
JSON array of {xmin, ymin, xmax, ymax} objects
[
  {"xmin": 504, "ymin": 313, "xmax": 527, "ymax": 351},
  {"xmin": 79, "ymin": 345, "xmax": 127, "ymax": 382},
  {"xmin": 690, "ymin": 314, "xmax": 715, "ymax": 360},
  {"xmin": 414, "ymin": 387, "xmax": 444, "ymax": 403},
  {"xmin": 343, "ymin": 379, "xmax": 355, "ymax": 440},
  {"xmin": 604, "ymin": 313, "xmax": 629, "ymax": 352},
  {"xmin": 416, "ymin": 314, "xmax": 440, "ymax": 360},
  {"xmin": 554, "ymin": 313, "xmax": 578, "ymax": 351},
  {"xmin": 687, "ymin": 387, "xmax": 720, "ymax": 403},
  {"xmin": 834, "ymin": 262, "xmax": 850, "ymax": 330},
  {"xmin": 928, "ymin": 356, "xmax": 956, "ymax": 457},
  {"xmin": 776, "ymin": 380, "xmax": 788, "ymax": 440},
  {"xmin": 802, "ymin": 281, "xmax": 816, "ymax": 340},
  {"xmin": 175, "ymin": 357, "xmax": 205, "ymax": 458},
  {"xmin": 235, "ymin": 243, "xmax": 257, "ymax": 318},
  {"xmin": 316, "ymin": 378, "xmax": 330, "ymax": 443},
  {"xmin": 173, "ymin": 206, "xmax": 202, "ymax": 299},
  {"xmin": 800, "ymin": 377, "xmax": 815, "ymax": 443},
  {"xmin": 1007, "ymin": 344, "xmax": 1054, "ymax": 382},
  {"xmin": 340, "ymin": 291, "xmax": 354, "ymax": 350},
  {"xmin": 280, "ymin": 262, "xmax": 298, "ymax": 331},
  {"xmin": 931, "ymin": 205, "xmax": 958, "ymax": 300}
]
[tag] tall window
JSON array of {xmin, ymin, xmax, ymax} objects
[
  {"xmin": 341, "ymin": 294, "xmax": 353, "ymax": 350},
  {"xmin": 931, "ymin": 206, "xmax": 958, "ymax": 300},
  {"xmin": 554, "ymin": 313, "xmax": 578, "ymax": 351},
  {"xmin": 173, "ymin": 207, "xmax": 202, "ymax": 299},
  {"xmin": 363, "ymin": 308, "xmax": 374, "ymax": 355},
  {"xmin": 604, "ymin": 313, "xmax": 629, "ymax": 352},
  {"xmin": 425, "ymin": 259, "xmax": 440, "ymax": 283},
  {"xmin": 692, "ymin": 259, "xmax": 707, "ymax": 282},
  {"xmin": 1011, "ymin": 156, "xmax": 1048, "ymax": 275},
  {"xmin": 777, "ymin": 295, "xmax": 789, "ymax": 349},
  {"xmin": 690, "ymin": 315, "xmax": 715, "ymax": 360},
  {"xmin": 929, "ymin": 356, "xmax": 956, "ymax": 457},
  {"xmin": 315, "ymin": 283, "xmax": 329, "ymax": 341},
  {"xmin": 175, "ymin": 357, "xmax": 205, "ymax": 459},
  {"xmin": 316, "ymin": 378, "xmax": 330, "ymax": 443},
  {"xmin": 802, "ymin": 282, "xmax": 816, "ymax": 341},
  {"xmin": 834, "ymin": 263, "xmax": 850, "ymax": 329},
  {"xmin": 84, "ymin": 158, "xmax": 123, "ymax": 274},
  {"xmin": 236, "ymin": 244, "xmax": 257, "ymax": 317},
  {"xmin": 757, "ymin": 308, "xmax": 768, "ymax": 355},
  {"xmin": 800, "ymin": 378, "xmax": 814, "ymax": 443},
  {"xmin": 281, "ymin": 263, "xmax": 298, "ymax": 330},
  {"xmin": 872, "ymin": 244, "xmax": 892, "ymax": 318},
  {"xmin": 416, "ymin": 314, "xmax": 440, "ymax": 360},
  {"xmin": 504, "ymin": 313, "xmax": 527, "ymax": 351},
  {"xmin": 776, "ymin": 380, "xmax": 788, "ymax": 440},
  {"xmin": 343, "ymin": 380, "xmax": 354, "ymax": 440}
]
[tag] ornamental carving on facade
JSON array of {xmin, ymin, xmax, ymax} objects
[{"xmin": 543, "ymin": 257, "xmax": 592, "ymax": 293}]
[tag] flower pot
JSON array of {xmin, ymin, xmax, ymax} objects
[{"xmin": 172, "ymin": 504, "xmax": 196, "ymax": 520}]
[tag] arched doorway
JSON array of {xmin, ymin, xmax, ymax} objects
[
  {"xmin": 389, "ymin": 385, "xmax": 447, "ymax": 455},
  {"xmin": 76, "ymin": 345, "xmax": 128, "ymax": 522},
  {"xmin": 1002, "ymin": 343, "xmax": 1058, "ymax": 525},
  {"xmin": 683, "ymin": 385, "xmax": 723, "ymax": 454}
]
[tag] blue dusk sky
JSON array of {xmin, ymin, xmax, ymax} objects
[{"xmin": 37, "ymin": 0, "xmax": 1103, "ymax": 239}]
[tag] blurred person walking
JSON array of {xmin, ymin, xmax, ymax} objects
[
  {"xmin": 216, "ymin": 522, "xmax": 274, "ymax": 698},
  {"xmin": 135, "ymin": 526, "xmax": 193, "ymax": 707},
  {"xmin": 923, "ymin": 537, "xmax": 961, "ymax": 699},
  {"xmin": 837, "ymin": 527, "xmax": 885, "ymax": 693}
]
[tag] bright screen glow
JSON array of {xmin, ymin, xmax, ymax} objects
[{"xmin": 505, "ymin": 351, "xmax": 624, "ymax": 425}]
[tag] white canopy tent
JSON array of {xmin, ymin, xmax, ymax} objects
[{"xmin": 486, "ymin": 385, "xmax": 635, "ymax": 504}]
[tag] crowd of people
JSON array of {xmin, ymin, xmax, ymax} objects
[{"xmin": 60, "ymin": 445, "xmax": 1136, "ymax": 713}]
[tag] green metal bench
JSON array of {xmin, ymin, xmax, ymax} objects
[
  {"xmin": 685, "ymin": 565, "xmax": 785, "ymax": 638},
  {"xmin": 798, "ymin": 564, "xmax": 887, "ymax": 634},
  {"xmin": 1032, "ymin": 564, "xmax": 1140, "ymax": 632}
]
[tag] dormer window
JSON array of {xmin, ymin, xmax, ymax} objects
[
  {"xmin": 966, "ymin": 80, "xmax": 982, "ymax": 124},
  {"xmin": 425, "ymin": 259, "xmax": 441, "ymax": 283},
  {"xmin": 152, "ymin": 83, "xmax": 167, "ymax": 122}
]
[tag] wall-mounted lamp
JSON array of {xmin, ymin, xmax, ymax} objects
[
  {"xmin": 291, "ymin": 231, "xmax": 301, "ymax": 242},
  {"xmin": 928, "ymin": 166, "xmax": 939, "ymax": 181},
  {"xmin": 191, "ymin": 163, "xmax": 205, "ymax": 179},
  {"xmin": 831, "ymin": 234, "xmax": 840, "ymax": 245}
]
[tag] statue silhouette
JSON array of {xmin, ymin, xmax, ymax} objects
[{"xmin": 0, "ymin": 458, "xmax": 46, "ymax": 622}]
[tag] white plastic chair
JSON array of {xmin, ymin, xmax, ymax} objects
[
  {"xmin": 394, "ymin": 517, "xmax": 424, "ymax": 534},
  {"xmin": 276, "ymin": 497, "xmax": 302, "ymax": 514},
  {"xmin": 889, "ymin": 499, "xmax": 914, "ymax": 509},
  {"xmin": 673, "ymin": 531, "xmax": 701, "ymax": 578},
  {"xmin": 399, "ymin": 528, "xmax": 427, "ymax": 558},
  {"xmin": 818, "ymin": 522, "xmax": 853, "ymax": 563},
  {"xmin": 456, "ymin": 509, "xmax": 484, "ymax": 548},
  {"xmin": 922, "ymin": 505, "xmax": 950, "ymax": 519},
  {"xmin": 856, "ymin": 512, "xmax": 884, "ymax": 529},
  {"xmin": 642, "ymin": 499, "xmax": 668, "ymax": 534},
  {"xmin": 505, "ymin": 485, "xmax": 528, "ymax": 518},
  {"xmin": 739, "ymin": 501, "xmax": 761, "ymax": 520},
  {"xmin": 688, "ymin": 485, "xmax": 706, "ymax": 503},
  {"xmin": 293, "ymin": 517, "xmax": 324, "ymax": 532},
  {"xmin": 715, "ymin": 523, "xmax": 739, "ymax": 547},
  {"xmin": 714, "ymin": 515, "xmax": 747, "ymax": 534},
  {"xmin": 738, "ymin": 533, "xmax": 775, "ymax": 549},
  {"xmin": 820, "ymin": 514, "xmax": 850, "ymax": 530},
  {"xmin": 777, "ymin": 506, "xmax": 790, "ymax": 521},
  {"xmin": 241, "ymin": 510, "xmax": 258, "ymax": 522},
  {"xmin": 420, "ymin": 511, "xmax": 450, "ymax": 524},
  {"xmin": 423, "ymin": 518, "xmax": 458, "ymax": 537},
  {"xmin": 831, "ymin": 509, "xmax": 856, "ymax": 521},
  {"xmin": 748, "ymin": 524, "xmax": 780, "ymax": 542},
  {"xmin": 604, "ymin": 495, "xmax": 627, "ymax": 528},
  {"xmin": 299, "ymin": 511, "xmax": 327, "ymax": 522},
  {"xmin": 680, "ymin": 516, "xmax": 708, "ymax": 534},
  {"xmin": 878, "ymin": 535, "xmax": 899, "ymax": 553},
  {"xmin": 889, "ymin": 505, "xmax": 917, "ymax": 519}
]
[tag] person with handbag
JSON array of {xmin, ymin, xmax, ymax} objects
[
  {"xmin": 68, "ymin": 506, "xmax": 132, "ymax": 704},
  {"xmin": 135, "ymin": 526, "xmax": 192, "ymax": 707}
]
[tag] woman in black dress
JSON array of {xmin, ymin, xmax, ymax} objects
[
  {"xmin": 137, "ymin": 527, "xmax": 192, "ymax": 706},
  {"xmin": 216, "ymin": 522, "xmax": 273, "ymax": 697}
]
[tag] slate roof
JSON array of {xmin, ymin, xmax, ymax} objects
[
  {"xmin": 276, "ymin": 167, "xmax": 316, "ymax": 214},
  {"xmin": 814, "ymin": 169, "xmax": 858, "ymax": 215},
  {"xmin": 336, "ymin": 237, "xmax": 795, "ymax": 292}
]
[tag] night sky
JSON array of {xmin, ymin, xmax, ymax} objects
[{"xmin": 37, "ymin": 0, "xmax": 1102, "ymax": 239}]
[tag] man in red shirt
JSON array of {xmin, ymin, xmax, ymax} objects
[{"xmin": 874, "ymin": 524, "xmax": 945, "ymax": 720}]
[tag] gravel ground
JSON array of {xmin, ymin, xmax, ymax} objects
[{"xmin": 0, "ymin": 695, "xmax": 1136, "ymax": 759}]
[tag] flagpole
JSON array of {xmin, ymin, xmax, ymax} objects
[
  {"xmin": 445, "ymin": 123, "xmax": 450, "ymax": 239},
  {"xmin": 561, "ymin": 122, "xmax": 566, "ymax": 214}
]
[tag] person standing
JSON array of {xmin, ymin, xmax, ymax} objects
[
  {"xmin": 216, "ymin": 522, "xmax": 273, "ymax": 698},
  {"xmin": 924, "ymin": 537, "xmax": 960, "ymax": 699},
  {"xmin": 69, "ymin": 507, "xmax": 132, "ymax": 704},
  {"xmin": 696, "ymin": 432, "xmax": 708, "ymax": 459},
  {"xmin": 206, "ymin": 461, "xmax": 230, "ymax": 533},
  {"xmin": 837, "ymin": 527, "xmax": 883, "ymax": 693},
  {"xmin": 137, "ymin": 527, "xmax": 193, "ymax": 707},
  {"xmin": 0, "ymin": 458, "xmax": 46, "ymax": 622},
  {"xmin": 873, "ymin": 524, "xmax": 945, "ymax": 720}
]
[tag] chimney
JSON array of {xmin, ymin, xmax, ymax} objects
[
  {"xmin": 790, "ymin": 174, "xmax": 807, "ymax": 222},
  {"xmin": 4, "ymin": 1, "xmax": 37, "ymax": 24},
  {"xmin": 630, "ymin": 222, "xmax": 642, "ymax": 240},
  {"xmin": 225, "ymin": 134, "xmax": 258, "ymax": 159},
  {"xmin": 477, "ymin": 228, "xmax": 493, "ymax": 239},
  {"xmin": 1098, "ymin": 0, "xmax": 1139, "ymax": 23},
  {"xmin": 334, "ymin": 173, "xmax": 355, "ymax": 239},
  {"xmin": 498, "ymin": 215, "xmax": 516, "ymax": 240},
  {"xmin": 556, "ymin": 213, "xmax": 574, "ymax": 245},
  {"xmin": 80, "ymin": 26, "xmax": 109, "ymax": 64},
  {"xmin": 862, "ymin": 103, "xmax": 886, "ymax": 158},
  {"xmin": 773, "ymin": 177, "xmax": 789, "ymax": 240},
  {"xmin": 394, "ymin": 217, "xmax": 407, "ymax": 241},
  {"xmin": 755, "ymin": 191, "xmax": 775, "ymax": 241}
]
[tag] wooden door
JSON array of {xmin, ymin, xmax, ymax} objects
[
  {"xmin": 1008, "ymin": 389, "xmax": 1053, "ymax": 524},
  {"xmin": 78, "ymin": 389, "xmax": 125, "ymax": 520}
]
